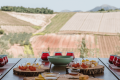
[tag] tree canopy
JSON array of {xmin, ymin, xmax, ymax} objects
[
  {"xmin": 1, "ymin": 6, "xmax": 54, "ymax": 14},
  {"xmin": 98, "ymin": 8, "xmax": 105, "ymax": 11}
]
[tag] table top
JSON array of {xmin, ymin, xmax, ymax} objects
[
  {"xmin": 99, "ymin": 58, "xmax": 120, "ymax": 80},
  {"xmin": 0, "ymin": 58, "xmax": 119, "ymax": 80}
]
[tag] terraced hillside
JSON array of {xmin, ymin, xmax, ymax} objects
[
  {"xmin": 60, "ymin": 12, "xmax": 120, "ymax": 35},
  {"xmin": 31, "ymin": 34, "xmax": 120, "ymax": 58},
  {"xmin": 42, "ymin": 12, "xmax": 75, "ymax": 33}
]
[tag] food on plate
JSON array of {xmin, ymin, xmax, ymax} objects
[
  {"xmin": 18, "ymin": 62, "xmax": 45, "ymax": 71},
  {"xmin": 38, "ymin": 74, "xmax": 43, "ymax": 78},
  {"xmin": 81, "ymin": 63, "xmax": 88, "ymax": 68},
  {"xmin": 79, "ymin": 75, "xmax": 89, "ymax": 80},
  {"xmin": 35, "ymin": 77, "xmax": 40, "ymax": 80},
  {"xmin": 86, "ymin": 62, "xmax": 91, "ymax": 68},
  {"xmin": 38, "ymin": 65, "xmax": 41, "ymax": 69},
  {"xmin": 18, "ymin": 65, "xmax": 36, "ymax": 71},
  {"xmin": 91, "ymin": 64, "xmax": 95, "ymax": 68},
  {"xmin": 81, "ymin": 59, "xmax": 98, "ymax": 68},
  {"xmin": 35, "ymin": 77, "xmax": 44, "ymax": 80},
  {"xmin": 19, "ymin": 66, "xmax": 27, "ymax": 70},
  {"xmin": 72, "ymin": 63, "xmax": 80, "ymax": 68},
  {"xmin": 29, "ymin": 66, "xmax": 36, "ymax": 71},
  {"xmin": 86, "ymin": 59, "xmax": 89, "ymax": 61},
  {"xmin": 36, "ymin": 63, "xmax": 39, "ymax": 65},
  {"xmin": 41, "ymin": 64, "xmax": 44, "ymax": 68},
  {"xmin": 35, "ymin": 74, "xmax": 45, "ymax": 80},
  {"xmin": 69, "ymin": 72, "xmax": 78, "ymax": 76},
  {"xmin": 26, "ymin": 63, "xmax": 31, "ymax": 66},
  {"xmin": 32, "ymin": 63, "xmax": 35, "ymax": 66},
  {"xmin": 82, "ymin": 60, "xmax": 86, "ymax": 62}
]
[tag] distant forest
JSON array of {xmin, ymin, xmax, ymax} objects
[{"xmin": 1, "ymin": 6, "xmax": 54, "ymax": 14}]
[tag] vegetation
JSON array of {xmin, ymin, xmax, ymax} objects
[
  {"xmin": 0, "ymin": 11, "xmax": 34, "ymax": 26},
  {"xmin": 31, "ymin": 26, "xmax": 41, "ymax": 30},
  {"xmin": 77, "ymin": 35, "xmax": 100, "ymax": 58},
  {"xmin": 42, "ymin": 12, "xmax": 75, "ymax": 33},
  {"xmin": 0, "ymin": 32, "xmax": 35, "ymax": 57},
  {"xmin": 1, "ymin": 32, "xmax": 32, "ymax": 46},
  {"xmin": 1, "ymin": 6, "xmax": 54, "ymax": 14},
  {"xmin": 78, "ymin": 37, "xmax": 89, "ymax": 59},
  {"xmin": 24, "ymin": 44, "xmax": 34, "ymax": 55},
  {"xmin": 91, "ymin": 9, "xmax": 120, "ymax": 13},
  {"xmin": 33, "ymin": 32, "xmax": 46, "ymax": 36},
  {"xmin": 0, "ymin": 40, "xmax": 13, "ymax": 58},
  {"xmin": 0, "ymin": 30, "xmax": 4, "ymax": 34},
  {"xmin": 98, "ymin": 8, "xmax": 105, "ymax": 11}
]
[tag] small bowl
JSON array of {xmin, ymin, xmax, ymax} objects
[{"xmin": 41, "ymin": 72, "xmax": 60, "ymax": 79}]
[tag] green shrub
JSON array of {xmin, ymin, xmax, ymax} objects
[
  {"xmin": 0, "ymin": 30, "xmax": 4, "ymax": 34},
  {"xmin": 0, "ymin": 40, "xmax": 13, "ymax": 58},
  {"xmin": 1, "ymin": 32, "xmax": 32, "ymax": 45},
  {"xmin": 24, "ymin": 44, "xmax": 34, "ymax": 55}
]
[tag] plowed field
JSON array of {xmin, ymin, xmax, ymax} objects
[
  {"xmin": 31, "ymin": 34, "xmax": 120, "ymax": 58},
  {"xmin": 60, "ymin": 12, "xmax": 120, "ymax": 35}
]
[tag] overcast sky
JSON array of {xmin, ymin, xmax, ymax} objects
[{"xmin": 0, "ymin": 0, "xmax": 120, "ymax": 12}]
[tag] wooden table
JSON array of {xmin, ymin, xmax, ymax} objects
[{"xmin": 0, "ymin": 58, "xmax": 118, "ymax": 80}]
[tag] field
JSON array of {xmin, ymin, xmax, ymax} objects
[
  {"xmin": 42, "ymin": 12, "xmax": 75, "ymax": 33},
  {"xmin": 1, "ymin": 25, "xmax": 36, "ymax": 33},
  {"xmin": 31, "ymin": 34, "xmax": 120, "ymax": 58},
  {"xmin": 6, "ymin": 12, "xmax": 55, "ymax": 27},
  {"xmin": 60, "ymin": 12, "xmax": 120, "ymax": 35},
  {"xmin": 1, "ymin": 11, "xmax": 120, "ymax": 58},
  {"xmin": 0, "ymin": 11, "xmax": 34, "ymax": 26}
]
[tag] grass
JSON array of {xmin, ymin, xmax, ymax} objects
[
  {"xmin": 32, "ymin": 32, "xmax": 46, "ymax": 36},
  {"xmin": 42, "ymin": 12, "xmax": 76, "ymax": 33},
  {"xmin": 0, "ymin": 11, "xmax": 35, "ymax": 26},
  {"xmin": 31, "ymin": 26, "xmax": 41, "ymax": 30}
]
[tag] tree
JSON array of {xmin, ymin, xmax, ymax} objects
[
  {"xmin": 1, "ymin": 6, "xmax": 54, "ymax": 14},
  {"xmin": 98, "ymin": 8, "xmax": 105, "ymax": 11},
  {"xmin": 80, "ymin": 38, "xmax": 89, "ymax": 59}
]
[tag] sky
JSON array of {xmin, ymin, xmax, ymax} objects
[{"xmin": 0, "ymin": 0, "xmax": 120, "ymax": 12}]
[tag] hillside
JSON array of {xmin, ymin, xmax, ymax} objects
[
  {"xmin": 0, "ymin": 11, "xmax": 34, "ymax": 26},
  {"xmin": 60, "ymin": 12, "xmax": 120, "ymax": 35},
  {"xmin": 42, "ymin": 12, "xmax": 75, "ymax": 33},
  {"xmin": 6, "ymin": 12, "xmax": 55, "ymax": 27},
  {"xmin": 61, "ymin": 10, "xmax": 82, "ymax": 12},
  {"xmin": 90, "ymin": 4, "xmax": 118, "ymax": 11},
  {"xmin": 31, "ymin": 34, "xmax": 120, "ymax": 58}
]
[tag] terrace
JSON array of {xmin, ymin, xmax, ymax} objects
[
  {"xmin": 0, "ymin": 58, "xmax": 119, "ymax": 80},
  {"xmin": 1, "ymin": 4, "xmax": 120, "ymax": 80}
]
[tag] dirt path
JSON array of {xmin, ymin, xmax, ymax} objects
[{"xmin": 34, "ymin": 14, "xmax": 56, "ymax": 34}]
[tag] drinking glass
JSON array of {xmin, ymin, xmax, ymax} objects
[
  {"xmin": 55, "ymin": 52, "xmax": 62, "ymax": 56},
  {"xmin": 66, "ymin": 52, "xmax": 75, "ymax": 59},
  {"xmin": 116, "ymin": 57, "xmax": 120, "ymax": 67},
  {"xmin": 41, "ymin": 52, "xmax": 50, "ymax": 60},
  {"xmin": 109, "ymin": 55, "xmax": 117, "ymax": 64},
  {"xmin": 113, "ymin": 56, "xmax": 120, "ymax": 66}
]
